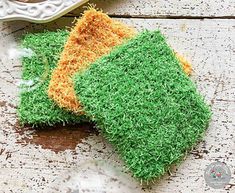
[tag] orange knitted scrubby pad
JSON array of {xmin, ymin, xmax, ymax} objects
[
  {"xmin": 48, "ymin": 8, "xmax": 136, "ymax": 113},
  {"xmin": 48, "ymin": 8, "xmax": 192, "ymax": 113}
]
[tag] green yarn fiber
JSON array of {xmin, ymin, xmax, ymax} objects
[
  {"xmin": 73, "ymin": 30, "xmax": 211, "ymax": 181},
  {"xmin": 18, "ymin": 30, "xmax": 85, "ymax": 126}
]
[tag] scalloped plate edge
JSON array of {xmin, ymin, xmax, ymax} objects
[{"xmin": 0, "ymin": 0, "xmax": 89, "ymax": 23}]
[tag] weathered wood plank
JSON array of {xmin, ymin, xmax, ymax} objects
[
  {"xmin": 69, "ymin": 0, "xmax": 235, "ymax": 17},
  {"xmin": 0, "ymin": 18, "xmax": 234, "ymax": 192}
]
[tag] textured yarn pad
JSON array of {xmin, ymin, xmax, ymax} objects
[
  {"xmin": 74, "ymin": 31, "xmax": 211, "ymax": 181},
  {"xmin": 48, "ymin": 9, "xmax": 136, "ymax": 113},
  {"xmin": 18, "ymin": 30, "xmax": 85, "ymax": 126},
  {"xmin": 48, "ymin": 8, "xmax": 191, "ymax": 114}
]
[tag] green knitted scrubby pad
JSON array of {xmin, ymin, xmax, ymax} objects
[
  {"xmin": 18, "ymin": 30, "xmax": 85, "ymax": 126},
  {"xmin": 74, "ymin": 30, "xmax": 211, "ymax": 181}
]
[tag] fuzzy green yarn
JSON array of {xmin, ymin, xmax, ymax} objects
[
  {"xmin": 73, "ymin": 30, "xmax": 211, "ymax": 181},
  {"xmin": 18, "ymin": 30, "xmax": 85, "ymax": 126}
]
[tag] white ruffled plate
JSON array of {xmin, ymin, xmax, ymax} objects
[{"xmin": 0, "ymin": 0, "xmax": 88, "ymax": 23}]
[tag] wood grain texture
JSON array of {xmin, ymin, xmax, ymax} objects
[
  {"xmin": 69, "ymin": 0, "xmax": 235, "ymax": 17},
  {"xmin": 0, "ymin": 17, "xmax": 234, "ymax": 193}
]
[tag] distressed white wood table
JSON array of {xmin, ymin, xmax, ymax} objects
[{"xmin": 0, "ymin": 0, "xmax": 234, "ymax": 192}]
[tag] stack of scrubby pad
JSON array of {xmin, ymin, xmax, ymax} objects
[{"xmin": 18, "ymin": 8, "xmax": 211, "ymax": 182}]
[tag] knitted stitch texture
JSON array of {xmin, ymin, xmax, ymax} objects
[
  {"xmin": 73, "ymin": 30, "xmax": 211, "ymax": 181},
  {"xmin": 18, "ymin": 30, "xmax": 85, "ymax": 126},
  {"xmin": 48, "ymin": 8, "xmax": 136, "ymax": 113}
]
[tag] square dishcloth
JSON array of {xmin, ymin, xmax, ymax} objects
[
  {"xmin": 47, "ymin": 8, "xmax": 136, "ymax": 113},
  {"xmin": 73, "ymin": 30, "xmax": 211, "ymax": 181},
  {"xmin": 18, "ymin": 30, "xmax": 86, "ymax": 126}
]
